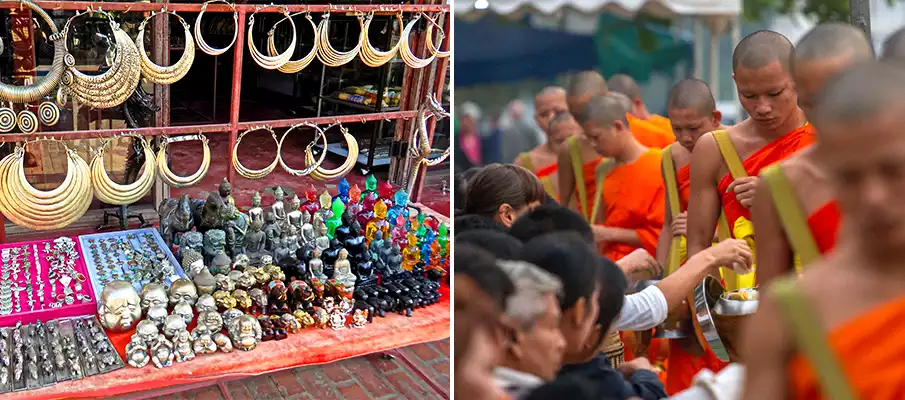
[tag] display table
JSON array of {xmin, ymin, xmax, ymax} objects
[{"xmin": 6, "ymin": 286, "xmax": 448, "ymax": 399}]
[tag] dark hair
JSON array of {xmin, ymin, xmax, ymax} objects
[
  {"xmin": 464, "ymin": 163, "xmax": 545, "ymax": 219},
  {"xmin": 590, "ymin": 257, "xmax": 627, "ymax": 349},
  {"xmin": 509, "ymin": 204, "xmax": 594, "ymax": 244},
  {"xmin": 524, "ymin": 374, "xmax": 613, "ymax": 400},
  {"xmin": 456, "ymin": 229, "xmax": 524, "ymax": 260},
  {"xmin": 454, "ymin": 167, "xmax": 485, "ymax": 214},
  {"xmin": 455, "ymin": 243, "xmax": 514, "ymax": 311},
  {"xmin": 520, "ymin": 233, "xmax": 600, "ymax": 311},
  {"xmin": 454, "ymin": 214, "xmax": 507, "ymax": 235}
]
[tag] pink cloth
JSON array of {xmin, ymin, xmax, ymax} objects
[{"xmin": 460, "ymin": 134, "xmax": 481, "ymax": 165}]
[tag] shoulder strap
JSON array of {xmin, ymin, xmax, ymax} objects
[
  {"xmin": 761, "ymin": 164, "xmax": 821, "ymax": 265},
  {"xmin": 661, "ymin": 145, "xmax": 684, "ymax": 276},
  {"xmin": 771, "ymin": 279, "xmax": 856, "ymax": 400},
  {"xmin": 568, "ymin": 136, "xmax": 589, "ymax": 220},
  {"xmin": 712, "ymin": 130, "xmax": 749, "ymax": 179},
  {"xmin": 590, "ymin": 158, "xmax": 617, "ymax": 225},
  {"xmin": 516, "ymin": 152, "xmax": 533, "ymax": 171}
]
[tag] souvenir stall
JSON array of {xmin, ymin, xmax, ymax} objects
[{"xmin": 0, "ymin": 0, "xmax": 451, "ymax": 397}]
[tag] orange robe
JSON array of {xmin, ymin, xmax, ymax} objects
[
  {"xmin": 573, "ymin": 157, "xmax": 604, "ymax": 219},
  {"xmin": 666, "ymin": 162, "xmax": 728, "ymax": 395},
  {"xmin": 517, "ymin": 152, "xmax": 560, "ymax": 201},
  {"xmin": 650, "ymin": 114, "xmax": 674, "ymax": 134},
  {"xmin": 788, "ymin": 295, "xmax": 905, "ymax": 399},
  {"xmin": 599, "ymin": 149, "xmax": 665, "ymax": 263},
  {"xmin": 628, "ymin": 114, "xmax": 675, "ymax": 149},
  {"xmin": 809, "ymin": 200, "xmax": 841, "ymax": 255},
  {"xmin": 717, "ymin": 125, "xmax": 816, "ymax": 240}
]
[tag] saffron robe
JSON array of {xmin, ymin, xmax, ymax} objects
[
  {"xmin": 599, "ymin": 149, "xmax": 665, "ymax": 263},
  {"xmin": 627, "ymin": 114, "xmax": 675, "ymax": 150},
  {"xmin": 573, "ymin": 158, "xmax": 604, "ymax": 221},
  {"xmin": 516, "ymin": 152, "xmax": 559, "ymax": 201},
  {"xmin": 809, "ymin": 201, "xmax": 841, "ymax": 255}
]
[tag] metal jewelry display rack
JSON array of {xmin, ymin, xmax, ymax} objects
[{"xmin": 0, "ymin": 0, "xmax": 451, "ymax": 243}]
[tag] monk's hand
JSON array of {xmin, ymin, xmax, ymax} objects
[
  {"xmin": 706, "ymin": 239, "xmax": 752, "ymax": 273},
  {"xmin": 671, "ymin": 212, "xmax": 688, "ymax": 237},
  {"xmin": 617, "ymin": 357, "xmax": 658, "ymax": 378},
  {"xmin": 617, "ymin": 249, "xmax": 662, "ymax": 278},
  {"xmin": 727, "ymin": 176, "xmax": 760, "ymax": 208}
]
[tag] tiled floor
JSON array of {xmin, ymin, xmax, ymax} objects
[{"xmin": 136, "ymin": 340, "xmax": 450, "ymax": 400}]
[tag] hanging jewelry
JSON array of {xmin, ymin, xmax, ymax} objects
[
  {"xmin": 316, "ymin": 12, "xmax": 364, "ymax": 67},
  {"xmin": 156, "ymin": 134, "xmax": 211, "ymax": 188},
  {"xmin": 359, "ymin": 12, "xmax": 403, "ymax": 67},
  {"xmin": 61, "ymin": 8, "xmax": 141, "ymax": 109},
  {"xmin": 268, "ymin": 11, "xmax": 319, "ymax": 74},
  {"xmin": 232, "ymin": 126, "xmax": 281, "ymax": 179},
  {"xmin": 90, "ymin": 134, "xmax": 157, "ymax": 205},
  {"xmin": 137, "ymin": 10, "xmax": 195, "ymax": 84},
  {"xmin": 247, "ymin": 6, "xmax": 295, "ymax": 70},
  {"xmin": 398, "ymin": 14, "xmax": 437, "ymax": 69},
  {"xmin": 307, "ymin": 123, "xmax": 359, "ymax": 181},
  {"xmin": 277, "ymin": 122, "xmax": 328, "ymax": 177},
  {"xmin": 16, "ymin": 109, "xmax": 38, "ymax": 134},
  {"xmin": 0, "ymin": 0, "xmax": 65, "ymax": 105},
  {"xmin": 425, "ymin": 12, "xmax": 450, "ymax": 59},
  {"xmin": 0, "ymin": 103, "xmax": 16, "ymax": 133},
  {"xmin": 195, "ymin": 1, "xmax": 238, "ymax": 56},
  {"xmin": 38, "ymin": 101, "xmax": 60, "ymax": 126}
]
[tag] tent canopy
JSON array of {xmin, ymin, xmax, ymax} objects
[{"xmin": 455, "ymin": 0, "xmax": 742, "ymax": 20}]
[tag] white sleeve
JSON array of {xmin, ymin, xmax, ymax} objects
[
  {"xmin": 669, "ymin": 363, "xmax": 745, "ymax": 400},
  {"xmin": 611, "ymin": 285, "xmax": 668, "ymax": 331}
]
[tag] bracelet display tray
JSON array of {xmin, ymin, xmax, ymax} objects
[
  {"xmin": 79, "ymin": 228, "xmax": 187, "ymax": 295},
  {"xmin": 0, "ymin": 238, "xmax": 96, "ymax": 328}
]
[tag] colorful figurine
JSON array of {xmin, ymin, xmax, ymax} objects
[
  {"xmin": 401, "ymin": 233, "xmax": 421, "ymax": 271},
  {"xmin": 318, "ymin": 190, "xmax": 333, "ymax": 219},
  {"xmin": 391, "ymin": 214, "xmax": 407, "ymax": 246},
  {"xmin": 325, "ymin": 199, "xmax": 346, "ymax": 238},
  {"xmin": 347, "ymin": 184, "xmax": 363, "ymax": 215},
  {"xmin": 361, "ymin": 174, "xmax": 378, "ymax": 200},
  {"xmin": 438, "ymin": 223, "xmax": 449, "ymax": 251},
  {"xmin": 378, "ymin": 181, "xmax": 395, "ymax": 207},
  {"xmin": 301, "ymin": 184, "xmax": 320, "ymax": 216},
  {"xmin": 365, "ymin": 200, "xmax": 390, "ymax": 246},
  {"xmin": 336, "ymin": 178, "xmax": 351, "ymax": 204}
]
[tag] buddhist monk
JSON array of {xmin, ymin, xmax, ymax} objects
[
  {"xmin": 882, "ymin": 27, "xmax": 905, "ymax": 60},
  {"xmin": 516, "ymin": 87, "xmax": 573, "ymax": 200},
  {"xmin": 742, "ymin": 62, "xmax": 905, "ymax": 400},
  {"xmin": 686, "ymin": 30, "xmax": 814, "ymax": 290},
  {"xmin": 608, "ymin": 73, "xmax": 676, "ymax": 149},
  {"xmin": 558, "ymin": 71, "xmax": 608, "ymax": 220},
  {"xmin": 655, "ymin": 78, "xmax": 728, "ymax": 395},
  {"xmin": 753, "ymin": 24, "xmax": 873, "ymax": 286}
]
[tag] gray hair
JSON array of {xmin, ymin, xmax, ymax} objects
[{"xmin": 496, "ymin": 260, "xmax": 563, "ymax": 330}]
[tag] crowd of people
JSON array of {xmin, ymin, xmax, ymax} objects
[{"xmin": 454, "ymin": 22, "xmax": 905, "ymax": 400}]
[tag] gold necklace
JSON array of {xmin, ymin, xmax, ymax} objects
[
  {"xmin": 90, "ymin": 135, "xmax": 156, "ymax": 205},
  {"xmin": 156, "ymin": 134, "xmax": 211, "ymax": 188},
  {"xmin": 232, "ymin": 126, "xmax": 280, "ymax": 179},
  {"xmin": 277, "ymin": 121, "xmax": 328, "ymax": 177},
  {"xmin": 425, "ymin": 12, "xmax": 450, "ymax": 59},
  {"xmin": 398, "ymin": 14, "xmax": 437, "ymax": 69},
  {"xmin": 307, "ymin": 124, "xmax": 359, "ymax": 181},
  {"xmin": 195, "ymin": 1, "xmax": 238, "ymax": 56},
  {"xmin": 267, "ymin": 12, "xmax": 319, "ymax": 74},
  {"xmin": 137, "ymin": 10, "xmax": 195, "ymax": 84},
  {"xmin": 0, "ymin": 0, "xmax": 65, "ymax": 104},
  {"xmin": 248, "ymin": 7, "xmax": 296, "ymax": 70},
  {"xmin": 359, "ymin": 12, "xmax": 403, "ymax": 68},
  {"xmin": 316, "ymin": 12, "xmax": 363, "ymax": 67}
]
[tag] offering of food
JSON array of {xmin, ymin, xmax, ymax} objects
[{"xmin": 722, "ymin": 288, "xmax": 759, "ymax": 302}]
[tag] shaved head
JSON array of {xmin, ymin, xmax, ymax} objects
[
  {"xmin": 609, "ymin": 92, "xmax": 632, "ymax": 112},
  {"xmin": 814, "ymin": 62, "xmax": 905, "ymax": 128},
  {"xmin": 536, "ymin": 86, "xmax": 566, "ymax": 102},
  {"xmin": 793, "ymin": 23, "xmax": 873, "ymax": 65},
  {"xmin": 581, "ymin": 95, "xmax": 630, "ymax": 127},
  {"xmin": 607, "ymin": 74, "xmax": 641, "ymax": 100},
  {"xmin": 568, "ymin": 71, "xmax": 607, "ymax": 98},
  {"xmin": 882, "ymin": 28, "xmax": 905, "ymax": 63},
  {"xmin": 534, "ymin": 86, "xmax": 569, "ymax": 133},
  {"xmin": 732, "ymin": 30, "xmax": 794, "ymax": 72},
  {"xmin": 667, "ymin": 78, "xmax": 715, "ymax": 116}
]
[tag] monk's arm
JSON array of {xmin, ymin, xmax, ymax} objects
[
  {"xmin": 557, "ymin": 146, "xmax": 575, "ymax": 207},
  {"xmin": 593, "ymin": 226, "xmax": 642, "ymax": 246},
  {"xmin": 751, "ymin": 179, "xmax": 794, "ymax": 286},
  {"xmin": 741, "ymin": 291, "xmax": 793, "ymax": 400},
  {"xmin": 686, "ymin": 135, "xmax": 722, "ymax": 258},
  {"xmin": 654, "ymin": 248, "xmax": 719, "ymax": 312}
]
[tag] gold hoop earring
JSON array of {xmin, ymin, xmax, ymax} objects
[
  {"xmin": 398, "ymin": 14, "xmax": 437, "ymax": 69},
  {"xmin": 316, "ymin": 12, "xmax": 363, "ymax": 67},
  {"xmin": 359, "ymin": 12, "xmax": 403, "ymax": 67},
  {"xmin": 277, "ymin": 122, "xmax": 328, "ymax": 176},
  {"xmin": 138, "ymin": 10, "xmax": 195, "ymax": 84},
  {"xmin": 248, "ymin": 7, "xmax": 296, "ymax": 70},
  {"xmin": 195, "ymin": 1, "xmax": 239, "ymax": 56},
  {"xmin": 232, "ymin": 126, "xmax": 280, "ymax": 179},
  {"xmin": 268, "ymin": 12, "xmax": 319, "ymax": 73},
  {"xmin": 307, "ymin": 124, "xmax": 359, "ymax": 181},
  {"xmin": 156, "ymin": 134, "xmax": 211, "ymax": 188},
  {"xmin": 91, "ymin": 135, "xmax": 157, "ymax": 205}
]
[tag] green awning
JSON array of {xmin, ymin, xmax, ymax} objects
[{"xmin": 594, "ymin": 13, "xmax": 693, "ymax": 83}]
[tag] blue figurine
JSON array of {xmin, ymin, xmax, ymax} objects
[
  {"xmin": 420, "ymin": 242, "xmax": 432, "ymax": 264},
  {"xmin": 335, "ymin": 178, "xmax": 351, "ymax": 204},
  {"xmin": 390, "ymin": 190, "xmax": 409, "ymax": 221}
]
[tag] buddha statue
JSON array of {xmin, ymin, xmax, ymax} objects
[
  {"xmin": 287, "ymin": 194, "xmax": 303, "ymax": 233},
  {"xmin": 247, "ymin": 191, "xmax": 264, "ymax": 227},
  {"xmin": 243, "ymin": 219, "xmax": 268, "ymax": 265},
  {"xmin": 301, "ymin": 184, "xmax": 320, "ymax": 216},
  {"xmin": 218, "ymin": 177, "xmax": 235, "ymax": 206},
  {"xmin": 308, "ymin": 248, "xmax": 327, "ymax": 282},
  {"xmin": 271, "ymin": 186, "xmax": 287, "ymax": 224},
  {"xmin": 330, "ymin": 249, "xmax": 356, "ymax": 291}
]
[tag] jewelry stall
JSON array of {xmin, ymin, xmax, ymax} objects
[{"xmin": 0, "ymin": 0, "xmax": 450, "ymax": 397}]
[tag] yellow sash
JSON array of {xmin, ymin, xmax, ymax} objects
[
  {"xmin": 661, "ymin": 145, "xmax": 685, "ymax": 276},
  {"xmin": 517, "ymin": 152, "xmax": 558, "ymax": 200},
  {"xmin": 761, "ymin": 164, "xmax": 815, "ymax": 273},
  {"xmin": 712, "ymin": 130, "xmax": 756, "ymax": 290},
  {"xmin": 568, "ymin": 137, "xmax": 615, "ymax": 224}
]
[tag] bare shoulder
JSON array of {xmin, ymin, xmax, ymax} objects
[{"xmin": 690, "ymin": 132, "xmax": 721, "ymax": 178}]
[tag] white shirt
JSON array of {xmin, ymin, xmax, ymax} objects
[
  {"xmin": 669, "ymin": 363, "xmax": 745, "ymax": 400},
  {"xmin": 613, "ymin": 285, "xmax": 669, "ymax": 331},
  {"xmin": 493, "ymin": 367, "xmax": 545, "ymax": 399}
]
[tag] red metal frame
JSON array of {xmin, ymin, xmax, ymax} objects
[{"xmin": 0, "ymin": 1, "xmax": 451, "ymax": 240}]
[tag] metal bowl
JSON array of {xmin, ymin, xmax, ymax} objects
[
  {"xmin": 713, "ymin": 297, "xmax": 759, "ymax": 316},
  {"xmin": 692, "ymin": 276, "xmax": 730, "ymax": 362},
  {"xmin": 630, "ymin": 279, "xmax": 660, "ymax": 293}
]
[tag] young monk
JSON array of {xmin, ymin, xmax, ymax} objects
[
  {"xmin": 685, "ymin": 30, "xmax": 814, "ymax": 290},
  {"xmin": 558, "ymin": 71, "xmax": 608, "ymax": 219},
  {"xmin": 608, "ymin": 73, "xmax": 676, "ymax": 149},
  {"xmin": 515, "ymin": 87, "xmax": 575, "ymax": 200},
  {"xmin": 753, "ymin": 24, "xmax": 873, "ymax": 285},
  {"xmin": 741, "ymin": 61, "xmax": 905, "ymax": 400},
  {"xmin": 655, "ymin": 78, "xmax": 728, "ymax": 395}
]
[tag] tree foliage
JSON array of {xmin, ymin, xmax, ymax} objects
[{"xmin": 744, "ymin": 0, "xmax": 897, "ymax": 23}]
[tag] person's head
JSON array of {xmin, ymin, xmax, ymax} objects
[
  {"xmin": 579, "ymin": 94, "xmax": 634, "ymax": 158},
  {"xmin": 732, "ymin": 30, "xmax": 800, "ymax": 132},
  {"xmin": 464, "ymin": 163, "xmax": 545, "ymax": 227},
  {"xmin": 455, "ymin": 214, "xmax": 508, "ymax": 234},
  {"xmin": 792, "ymin": 23, "xmax": 874, "ymax": 119},
  {"xmin": 534, "ymin": 87, "xmax": 568, "ymax": 132},
  {"xmin": 567, "ymin": 70, "xmax": 608, "ymax": 120},
  {"xmin": 497, "ymin": 260, "xmax": 567, "ymax": 381},
  {"xmin": 607, "ymin": 73, "xmax": 648, "ymax": 118},
  {"xmin": 455, "ymin": 243, "xmax": 516, "ymax": 314},
  {"xmin": 813, "ymin": 62, "xmax": 905, "ymax": 260},
  {"xmin": 667, "ymin": 78, "xmax": 722, "ymax": 153},
  {"xmin": 882, "ymin": 28, "xmax": 905, "ymax": 63},
  {"xmin": 460, "ymin": 102, "xmax": 483, "ymax": 134},
  {"xmin": 546, "ymin": 111, "xmax": 581, "ymax": 152},
  {"xmin": 456, "ymin": 311, "xmax": 510, "ymax": 400},
  {"xmin": 456, "ymin": 229, "xmax": 524, "ymax": 260},
  {"xmin": 520, "ymin": 233, "xmax": 600, "ymax": 364},
  {"xmin": 578, "ymin": 257, "xmax": 627, "ymax": 360},
  {"xmin": 508, "ymin": 204, "xmax": 594, "ymax": 244}
]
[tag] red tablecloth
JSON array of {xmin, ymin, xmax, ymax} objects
[{"xmin": 8, "ymin": 286, "xmax": 450, "ymax": 400}]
